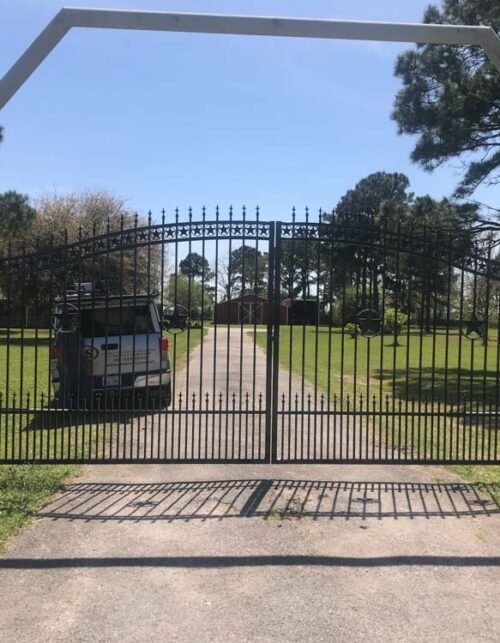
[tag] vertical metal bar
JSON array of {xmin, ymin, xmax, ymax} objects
[
  {"xmin": 129, "ymin": 215, "xmax": 138, "ymax": 459},
  {"xmin": 159, "ymin": 210, "xmax": 166, "ymax": 461},
  {"xmin": 238, "ymin": 206, "xmax": 247, "ymax": 460},
  {"xmin": 359, "ymin": 394, "xmax": 364, "ymax": 460},
  {"xmin": 4, "ymin": 242, "xmax": 12, "ymax": 461},
  {"xmin": 371, "ymin": 394, "xmax": 377, "ymax": 461},
  {"xmin": 416, "ymin": 222, "xmax": 428, "ymax": 461},
  {"xmin": 287, "ymin": 208, "xmax": 296, "ymax": 462},
  {"xmin": 226, "ymin": 207, "xmax": 234, "ymax": 460},
  {"xmin": 351, "ymin": 229, "xmax": 362, "ymax": 462},
  {"xmin": 480, "ymin": 242, "xmax": 492, "ymax": 463},
  {"xmin": 390, "ymin": 219, "xmax": 402, "ymax": 459},
  {"xmin": 212, "ymin": 206, "xmax": 220, "ymax": 460},
  {"xmin": 493, "ymin": 297, "xmax": 500, "ymax": 462},
  {"xmin": 338, "ymin": 226, "xmax": 349, "ymax": 460},
  {"xmin": 326, "ymin": 216, "xmax": 335, "ymax": 461},
  {"xmin": 403, "ymin": 221, "xmax": 415, "ymax": 462},
  {"xmin": 30, "ymin": 238, "xmax": 40, "ymax": 463},
  {"xmin": 251, "ymin": 207, "xmax": 260, "ymax": 461},
  {"xmin": 313, "ymin": 211, "xmax": 321, "ymax": 460},
  {"xmin": 199, "ymin": 206, "xmax": 207, "ymax": 460},
  {"xmin": 267, "ymin": 222, "xmax": 279, "ymax": 462},
  {"xmin": 441, "ymin": 231, "xmax": 454, "ymax": 462},
  {"xmin": 103, "ymin": 217, "xmax": 112, "ymax": 461},
  {"xmin": 185, "ymin": 208, "xmax": 193, "ymax": 460},
  {"xmin": 468, "ymin": 254, "xmax": 479, "ymax": 462},
  {"xmin": 17, "ymin": 241, "xmax": 26, "ymax": 462},
  {"xmin": 144, "ymin": 212, "xmax": 153, "ymax": 461},
  {"xmin": 302, "ymin": 209, "xmax": 310, "ymax": 460},
  {"xmin": 378, "ymin": 218, "xmax": 388, "ymax": 460}
]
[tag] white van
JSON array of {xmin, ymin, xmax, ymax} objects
[{"xmin": 51, "ymin": 287, "xmax": 171, "ymax": 408}]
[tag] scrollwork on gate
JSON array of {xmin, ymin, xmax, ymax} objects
[{"xmin": 0, "ymin": 219, "xmax": 272, "ymax": 275}]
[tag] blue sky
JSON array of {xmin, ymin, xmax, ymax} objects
[{"xmin": 1, "ymin": 0, "xmax": 499, "ymax": 222}]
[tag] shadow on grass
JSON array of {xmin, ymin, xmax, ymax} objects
[
  {"xmin": 22, "ymin": 406, "xmax": 158, "ymax": 431},
  {"xmin": 374, "ymin": 367, "xmax": 500, "ymax": 405},
  {"xmin": 314, "ymin": 327, "xmax": 460, "ymax": 338}
]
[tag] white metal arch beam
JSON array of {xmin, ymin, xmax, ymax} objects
[{"xmin": 1, "ymin": 7, "xmax": 499, "ymax": 111}]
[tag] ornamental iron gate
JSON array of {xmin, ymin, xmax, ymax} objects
[{"xmin": 0, "ymin": 208, "xmax": 499, "ymax": 464}]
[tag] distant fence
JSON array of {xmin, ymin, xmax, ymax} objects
[{"xmin": 0, "ymin": 315, "xmax": 50, "ymax": 330}]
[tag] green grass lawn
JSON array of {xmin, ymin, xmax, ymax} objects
[
  {"xmin": 0, "ymin": 325, "xmax": 207, "ymax": 549},
  {"xmin": 253, "ymin": 325, "xmax": 499, "ymax": 496},
  {"xmin": 0, "ymin": 463, "xmax": 76, "ymax": 550},
  {"xmin": 256, "ymin": 325, "xmax": 499, "ymax": 405}
]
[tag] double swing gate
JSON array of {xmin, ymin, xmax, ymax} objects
[{"xmin": 0, "ymin": 208, "xmax": 499, "ymax": 464}]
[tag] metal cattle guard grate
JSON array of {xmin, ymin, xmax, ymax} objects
[{"xmin": 0, "ymin": 207, "xmax": 499, "ymax": 464}]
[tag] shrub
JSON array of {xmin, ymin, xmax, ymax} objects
[
  {"xmin": 384, "ymin": 307, "xmax": 408, "ymax": 337},
  {"xmin": 331, "ymin": 286, "xmax": 359, "ymax": 326},
  {"xmin": 344, "ymin": 322, "xmax": 357, "ymax": 338}
]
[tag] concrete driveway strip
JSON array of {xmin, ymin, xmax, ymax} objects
[
  {"xmin": 1, "ymin": 328, "xmax": 499, "ymax": 642},
  {"xmin": 0, "ymin": 464, "xmax": 499, "ymax": 642},
  {"xmin": 127, "ymin": 327, "xmax": 320, "ymax": 461}
]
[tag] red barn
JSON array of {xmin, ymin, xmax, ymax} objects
[{"xmin": 213, "ymin": 294, "xmax": 288, "ymax": 324}]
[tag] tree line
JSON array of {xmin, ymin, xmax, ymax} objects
[
  {"xmin": 167, "ymin": 170, "xmax": 499, "ymax": 330},
  {"xmin": 0, "ymin": 191, "xmax": 160, "ymax": 322}
]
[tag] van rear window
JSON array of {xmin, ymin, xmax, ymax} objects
[{"xmin": 80, "ymin": 305, "xmax": 155, "ymax": 337}]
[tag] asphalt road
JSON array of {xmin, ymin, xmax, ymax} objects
[{"xmin": 0, "ymin": 462, "xmax": 499, "ymax": 642}]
